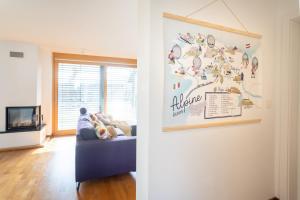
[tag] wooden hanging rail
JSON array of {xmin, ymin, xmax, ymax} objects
[
  {"xmin": 162, "ymin": 119, "xmax": 262, "ymax": 132},
  {"xmin": 163, "ymin": 12, "xmax": 262, "ymax": 39}
]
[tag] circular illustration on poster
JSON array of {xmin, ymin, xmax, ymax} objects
[
  {"xmin": 207, "ymin": 34, "xmax": 215, "ymax": 48},
  {"xmin": 251, "ymin": 57, "xmax": 258, "ymax": 78},
  {"xmin": 192, "ymin": 57, "xmax": 202, "ymax": 76},
  {"xmin": 168, "ymin": 44, "xmax": 182, "ymax": 64},
  {"xmin": 172, "ymin": 44, "xmax": 182, "ymax": 59},
  {"xmin": 242, "ymin": 52, "xmax": 249, "ymax": 68},
  {"xmin": 193, "ymin": 57, "xmax": 202, "ymax": 68}
]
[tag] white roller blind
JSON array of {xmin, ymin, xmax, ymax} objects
[
  {"xmin": 58, "ymin": 63, "xmax": 101, "ymax": 130},
  {"xmin": 106, "ymin": 67, "xmax": 137, "ymax": 124}
]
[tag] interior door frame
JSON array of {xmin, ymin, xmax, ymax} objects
[{"xmin": 275, "ymin": 18, "xmax": 300, "ymax": 200}]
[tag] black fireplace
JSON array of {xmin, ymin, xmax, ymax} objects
[{"xmin": 6, "ymin": 106, "xmax": 42, "ymax": 132}]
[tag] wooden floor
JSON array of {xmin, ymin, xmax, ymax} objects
[{"xmin": 0, "ymin": 136, "xmax": 136, "ymax": 200}]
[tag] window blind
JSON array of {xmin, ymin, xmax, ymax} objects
[
  {"xmin": 57, "ymin": 63, "xmax": 102, "ymax": 130},
  {"xmin": 106, "ymin": 67, "xmax": 137, "ymax": 124}
]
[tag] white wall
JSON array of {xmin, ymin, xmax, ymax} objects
[
  {"xmin": 0, "ymin": 41, "xmax": 40, "ymax": 131},
  {"xmin": 138, "ymin": 0, "xmax": 278, "ymax": 199},
  {"xmin": 137, "ymin": 0, "xmax": 150, "ymax": 199}
]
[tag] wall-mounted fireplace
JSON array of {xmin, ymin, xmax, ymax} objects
[{"xmin": 6, "ymin": 106, "xmax": 41, "ymax": 132}]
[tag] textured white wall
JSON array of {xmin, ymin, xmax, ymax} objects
[
  {"xmin": 0, "ymin": 41, "xmax": 40, "ymax": 131},
  {"xmin": 137, "ymin": 0, "xmax": 150, "ymax": 199},
  {"xmin": 138, "ymin": 0, "xmax": 279, "ymax": 199}
]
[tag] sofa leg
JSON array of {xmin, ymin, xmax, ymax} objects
[{"xmin": 76, "ymin": 182, "xmax": 81, "ymax": 191}]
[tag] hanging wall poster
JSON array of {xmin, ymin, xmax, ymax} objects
[{"xmin": 162, "ymin": 13, "xmax": 263, "ymax": 132}]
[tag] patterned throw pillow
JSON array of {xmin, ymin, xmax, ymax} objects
[
  {"xmin": 94, "ymin": 120, "xmax": 110, "ymax": 140},
  {"xmin": 89, "ymin": 114, "xmax": 110, "ymax": 140},
  {"xmin": 106, "ymin": 126, "xmax": 117, "ymax": 138}
]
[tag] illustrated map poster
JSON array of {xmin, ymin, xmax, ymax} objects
[{"xmin": 162, "ymin": 15, "xmax": 262, "ymax": 130}]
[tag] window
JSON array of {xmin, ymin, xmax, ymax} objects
[
  {"xmin": 57, "ymin": 63, "xmax": 102, "ymax": 130},
  {"xmin": 107, "ymin": 67, "xmax": 137, "ymax": 124},
  {"xmin": 53, "ymin": 53, "xmax": 137, "ymax": 135}
]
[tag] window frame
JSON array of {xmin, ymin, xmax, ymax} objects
[{"xmin": 52, "ymin": 52, "xmax": 137, "ymax": 136}]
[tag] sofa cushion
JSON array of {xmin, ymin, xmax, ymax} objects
[
  {"xmin": 79, "ymin": 128, "xmax": 98, "ymax": 140},
  {"xmin": 77, "ymin": 113, "xmax": 98, "ymax": 140},
  {"xmin": 131, "ymin": 125, "xmax": 137, "ymax": 136},
  {"xmin": 114, "ymin": 127, "xmax": 125, "ymax": 136},
  {"xmin": 77, "ymin": 114, "xmax": 92, "ymax": 130}
]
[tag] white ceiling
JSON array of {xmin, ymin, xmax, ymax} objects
[{"xmin": 0, "ymin": 0, "xmax": 137, "ymax": 58}]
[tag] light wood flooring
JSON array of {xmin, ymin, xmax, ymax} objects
[{"xmin": 0, "ymin": 136, "xmax": 136, "ymax": 200}]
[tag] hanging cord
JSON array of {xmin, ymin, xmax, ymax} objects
[
  {"xmin": 186, "ymin": 0, "xmax": 219, "ymax": 18},
  {"xmin": 185, "ymin": 0, "xmax": 249, "ymax": 33},
  {"xmin": 220, "ymin": 0, "xmax": 248, "ymax": 32}
]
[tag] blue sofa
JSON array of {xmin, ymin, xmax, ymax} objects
[{"xmin": 75, "ymin": 112, "xmax": 136, "ymax": 190}]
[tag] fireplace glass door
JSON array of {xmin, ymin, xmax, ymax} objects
[{"xmin": 6, "ymin": 106, "xmax": 41, "ymax": 131}]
